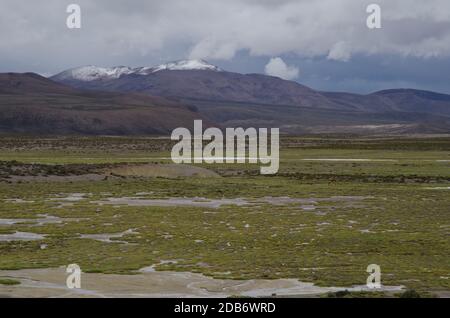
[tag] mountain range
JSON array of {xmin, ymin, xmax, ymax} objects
[{"xmin": 0, "ymin": 59, "xmax": 449, "ymax": 135}]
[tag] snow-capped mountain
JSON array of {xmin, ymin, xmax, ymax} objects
[
  {"xmin": 4, "ymin": 69, "xmax": 450, "ymax": 135},
  {"xmin": 54, "ymin": 65, "xmax": 134, "ymax": 82},
  {"xmin": 52, "ymin": 59, "xmax": 222, "ymax": 82}
]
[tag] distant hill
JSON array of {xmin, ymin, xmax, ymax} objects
[
  {"xmin": 0, "ymin": 72, "xmax": 206, "ymax": 135},
  {"xmin": 1, "ymin": 60, "xmax": 449, "ymax": 136},
  {"xmin": 50, "ymin": 60, "xmax": 450, "ymax": 134},
  {"xmin": 371, "ymin": 89, "xmax": 450, "ymax": 116},
  {"xmin": 52, "ymin": 60, "xmax": 333, "ymax": 109},
  {"xmin": 0, "ymin": 72, "xmax": 76, "ymax": 95}
]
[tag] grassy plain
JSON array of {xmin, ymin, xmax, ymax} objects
[{"xmin": 0, "ymin": 136, "xmax": 448, "ymax": 296}]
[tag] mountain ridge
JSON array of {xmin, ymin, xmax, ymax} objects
[
  {"xmin": 0, "ymin": 60, "xmax": 449, "ymax": 135},
  {"xmin": 52, "ymin": 59, "xmax": 222, "ymax": 82},
  {"xmin": 50, "ymin": 60, "xmax": 450, "ymax": 118}
]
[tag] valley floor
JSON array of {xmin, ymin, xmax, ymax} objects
[{"xmin": 0, "ymin": 136, "xmax": 449, "ymax": 298}]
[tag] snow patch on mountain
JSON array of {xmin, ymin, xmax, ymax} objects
[
  {"xmin": 57, "ymin": 66, "xmax": 134, "ymax": 82},
  {"xmin": 53, "ymin": 60, "xmax": 221, "ymax": 81},
  {"xmin": 152, "ymin": 59, "xmax": 222, "ymax": 72}
]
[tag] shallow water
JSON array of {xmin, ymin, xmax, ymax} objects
[
  {"xmin": 91, "ymin": 196, "xmax": 368, "ymax": 209},
  {"xmin": 3, "ymin": 199, "xmax": 35, "ymax": 204},
  {"xmin": 51, "ymin": 193, "xmax": 87, "ymax": 202},
  {"xmin": 79, "ymin": 229, "xmax": 138, "ymax": 243},
  {"xmin": 0, "ymin": 231, "xmax": 46, "ymax": 241},
  {"xmin": 301, "ymin": 158, "xmax": 397, "ymax": 162},
  {"xmin": 424, "ymin": 186, "xmax": 450, "ymax": 190},
  {"xmin": 0, "ymin": 214, "xmax": 84, "ymax": 226},
  {"xmin": 92, "ymin": 197, "xmax": 250, "ymax": 208}
]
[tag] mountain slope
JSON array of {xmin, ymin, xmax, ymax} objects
[
  {"xmin": 52, "ymin": 60, "xmax": 336, "ymax": 109},
  {"xmin": 0, "ymin": 73, "xmax": 206, "ymax": 135},
  {"xmin": 52, "ymin": 60, "xmax": 450, "ymax": 116},
  {"xmin": 51, "ymin": 60, "xmax": 450, "ymax": 134},
  {"xmin": 0, "ymin": 72, "xmax": 76, "ymax": 95},
  {"xmin": 370, "ymin": 89, "xmax": 450, "ymax": 116}
]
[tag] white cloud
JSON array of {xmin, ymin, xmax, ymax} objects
[
  {"xmin": 327, "ymin": 41, "xmax": 352, "ymax": 62},
  {"xmin": 189, "ymin": 37, "xmax": 238, "ymax": 60},
  {"xmin": 264, "ymin": 57, "xmax": 299, "ymax": 80},
  {"xmin": 1, "ymin": 0, "xmax": 450, "ymax": 73}
]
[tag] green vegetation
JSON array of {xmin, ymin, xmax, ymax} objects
[
  {"xmin": 0, "ymin": 136, "xmax": 448, "ymax": 296},
  {"xmin": 324, "ymin": 290, "xmax": 388, "ymax": 298},
  {"xmin": 397, "ymin": 289, "xmax": 423, "ymax": 298},
  {"xmin": 0, "ymin": 278, "xmax": 21, "ymax": 285}
]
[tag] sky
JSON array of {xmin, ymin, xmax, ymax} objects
[{"xmin": 1, "ymin": 0, "xmax": 450, "ymax": 94}]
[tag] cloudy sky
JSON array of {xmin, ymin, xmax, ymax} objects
[{"xmin": 1, "ymin": 0, "xmax": 450, "ymax": 93}]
